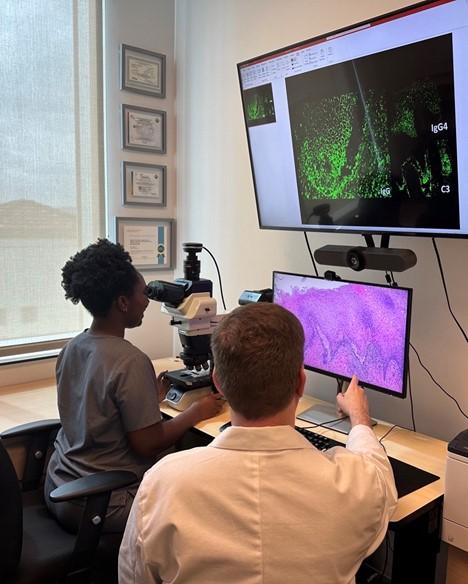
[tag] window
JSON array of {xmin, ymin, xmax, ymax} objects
[{"xmin": 0, "ymin": 0, "xmax": 104, "ymax": 363}]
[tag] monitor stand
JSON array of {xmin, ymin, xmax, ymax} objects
[{"xmin": 297, "ymin": 380, "xmax": 376, "ymax": 435}]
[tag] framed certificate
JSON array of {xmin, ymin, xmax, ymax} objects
[
  {"xmin": 121, "ymin": 44, "xmax": 166, "ymax": 98},
  {"xmin": 122, "ymin": 161, "xmax": 166, "ymax": 207},
  {"xmin": 122, "ymin": 104, "xmax": 166, "ymax": 153},
  {"xmin": 116, "ymin": 217, "xmax": 174, "ymax": 271}
]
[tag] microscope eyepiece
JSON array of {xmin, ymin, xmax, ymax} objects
[{"xmin": 145, "ymin": 280, "xmax": 187, "ymax": 307}]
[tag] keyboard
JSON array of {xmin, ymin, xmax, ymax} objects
[{"xmin": 295, "ymin": 426, "xmax": 343, "ymax": 451}]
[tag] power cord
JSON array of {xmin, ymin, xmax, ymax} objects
[
  {"xmin": 384, "ymin": 271, "xmax": 397, "ymax": 287},
  {"xmin": 361, "ymin": 533, "xmax": 390, "ymax": 583},
  {"xmin": 382, "ymin": 244, "xmax": 467, "ymax": 423},
  {"xmin": 303, "ymin": 232, "xmax": 319, "ymax": 277},
  {"xmin": 378, "ymin": 424, "xmax": 398, "ymax": 445},
  {"xmin": 432, "ymin": 237, "xmax": 468, "ymax": 342},
  {"xmin": 410, "ymin": 341, "xmax": 468, "ymax": 421},
  {"xmin": 382, "ymin": 273, "xmax": 415, "ymax": 431},
  {"xmin": 202, "ymin": 245, "xmax": 227, "ymax": 311},
  {"xmin": 377, "ymin": 535, "xmax": 390, "ymax": 584},
  {"xmin": 407, "ymin": 358, "xmax": 416, "ymax": 432},
  {"xmin": 379, "ymin": 535, "xmax": 390, "ymax": 583}
]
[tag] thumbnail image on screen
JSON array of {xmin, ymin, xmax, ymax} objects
[
  {"xmin": 273, "ymin": 272, "xmax": 412, "ymax": 397},
  {"xmin": 287, "ymin": 34, "xmax": 458, "ymax": 230},
  {"xmin": 243, "ymin": 83, "xmax": 276, "ymax": 127}
]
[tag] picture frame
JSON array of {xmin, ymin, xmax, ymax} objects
[
  {"xmin": 122, "ymin": 161, "xmax": 167, "ymax": 207},
  {"xmin": 122, "ymin": 104, "xmax": 166, "ymax": 153},
  {"xmin": 121, "ymin": 44, "xmax": 166, "ymax": 98},
  {"xmin": 115, "ymin": 217, "xmax": 174, "ymax": 271}
]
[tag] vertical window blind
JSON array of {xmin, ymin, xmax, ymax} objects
[{"xmin": 0, "ymin": 0, "xmax": 104, "ymax": 363}]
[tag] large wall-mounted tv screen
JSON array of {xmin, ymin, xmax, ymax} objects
[{"xmin": 238, "ymin": 0, "xmax": 468, "ymax": 237}]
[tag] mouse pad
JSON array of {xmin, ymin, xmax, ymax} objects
[{"xmin": 388, "ymin": 457, "xmax": 439, "ymax": 498}]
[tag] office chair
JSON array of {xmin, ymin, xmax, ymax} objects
[{"xmin": 0, "ymin": 419, "xmax": 137, "ymax": 584}]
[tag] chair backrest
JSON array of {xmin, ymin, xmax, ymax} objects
[
  {"xmin": 0, "ymin": 420, "xmax": 137, "ymax": 584},
  {"xmin": 0, "ymin": 419, "xmax": 61, "ymax": 491},
  {"xmin": 0, "ymin": 439, "xmax": 23, "ymax": 581},
  {"xmin": 0, "ymin": 420, "xmax": 60, "ymax": 582}
]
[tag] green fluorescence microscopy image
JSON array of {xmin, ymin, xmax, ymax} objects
[
  {"xmin": 243, "ymin": 83, "xmax": 276, "ymax": 127},
  {"xmin": 286, "ymin": 34, "xmax": 459, "ymax": 230}
]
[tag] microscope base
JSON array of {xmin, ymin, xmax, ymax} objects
[{"xmin": 164, "ymin": 386, "xmax": 213, "ymax": 411}]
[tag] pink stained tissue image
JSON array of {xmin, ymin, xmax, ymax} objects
[{"xmin": 274, "ymin": 275, "xmax": 409, "ymax": 394}]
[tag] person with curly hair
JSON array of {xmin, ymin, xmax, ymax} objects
[{"xmin": 45, "ymin": 239, "xmax": 223, "ymax": 533}]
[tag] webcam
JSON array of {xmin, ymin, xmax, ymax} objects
[{"xmin": 314, "ymin": 245, "xmax": 417, "ymax": 272}]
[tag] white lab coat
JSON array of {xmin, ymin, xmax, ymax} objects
[{"xmin": 119, "ymin": 424, "xmax": 397, "ymax": 584}]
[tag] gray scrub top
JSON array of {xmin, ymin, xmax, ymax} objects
[{"xmin": 47, "ymin": 330, "xmax": 162, "ymax": 492}]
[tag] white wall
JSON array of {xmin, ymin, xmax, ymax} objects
[
  {"xmin": 104, "ymin": 0, "xmax": 176, "ymax": 359},
  {"xmin": 175, "ymin": 0, "xmax": 468, "ymax": 441}
]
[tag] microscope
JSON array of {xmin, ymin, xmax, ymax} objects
[{"xmin": 145, "ymin": 242, "xmax": 222, "ymax": 410}]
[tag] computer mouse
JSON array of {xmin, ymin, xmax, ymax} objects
[{"xmin": 219, "ymin": 421, "xmax": 232, "ymax": 432}]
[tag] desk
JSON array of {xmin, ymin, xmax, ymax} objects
[
  {"xmin": 0, "ymin": 360, "xmax": 450, "ymax": 583},
  {"xmin": 156, "ymin": 358, "xmax": 446, "ymax": 584}
]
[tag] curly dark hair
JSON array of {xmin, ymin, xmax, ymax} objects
[{"xmin": 61, "ymin": 238, "xmax": 140, "ymax": 317}]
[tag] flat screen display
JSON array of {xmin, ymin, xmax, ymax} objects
[
  {"xmin": 273, "ymin": 272, "xmax": 412, "ymax": 397},
  {"xmin": 238, "ymin": 0, "xmax": 468, "ymax": 237}
]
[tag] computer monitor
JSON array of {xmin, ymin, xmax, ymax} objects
[
  {"xmin": 273, "ymin": 271, "xmax": 412, "ymax": 432},
  {"xmin": 238, "ymin": 0, "xmax": 468, "ymax": 237}
]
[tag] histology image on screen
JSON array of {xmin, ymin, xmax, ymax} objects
[
  {"xmin": 286, "ymin": 34, "xmax": 459, "ymax": 230},
  {"xmin": 273, "ymin": 274, "xmax": 410, "ymax": 394}
]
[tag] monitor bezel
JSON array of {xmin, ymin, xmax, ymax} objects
[
  {"xmin": 237, "ymin": 0, "xmax": 466, "ymax": 239},
  {"xmin": 272, "ymin": 270, "xmax": 412, "ymax": 398}
]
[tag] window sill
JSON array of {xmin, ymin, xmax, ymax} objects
[{"xmin": 0, "ymin": 349, "xmax": 61, "ymax": 367}]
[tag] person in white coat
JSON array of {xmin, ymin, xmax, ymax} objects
[{"xmin": 119, "ymin": 302, "xmax": 398, "ymax": 584}]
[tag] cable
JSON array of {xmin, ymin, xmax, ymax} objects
[
  {"xmin": 377, "ymin": 535, "xmax": 389, "ymax": 584},
  {"xmin": 384, "ymin": 271, "xmax": 397, "ymax": 287},
  {"xmin": 407, "ymin": 355, "xmax": 416, "ymax": 432},
  {"xmin": 303, "ymin": 232, "xmax": 319, "ymax": 277},
  {"xmin": 379, "ymin": 424, "xmax": 398, "ymax": 445},
  {"xmin": 388, "ymin": 535, "xmax": 394, "ymax": 554},
  {"xmin": 383, "ymin": 271, "xmax": 415, "ymax": 430},
  {"xmin": 410, "ymin": 342, "xmax": 468, "ymax": 420},
  {"xmin": 202, "ymin": 246, "xmax": 227, "ymax": 311},
  {"xmin": 363, "ymin": 534, "xmax": 390, "ymax": 583},
  {"xmin": 432, "ymin": 237, "xmax": 468, "ymax": 342}
]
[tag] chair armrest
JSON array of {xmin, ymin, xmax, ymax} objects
[
  {"xmin": 49, "ymin": 470, "xmax": 138, "ymax": 502},
  {"xmin": 0, "ymin": 419, "xmax": 61, "ymax": 439},
  {"xmin": 50, "ymin": 471, "xmax": 139, "ymax": 575}
]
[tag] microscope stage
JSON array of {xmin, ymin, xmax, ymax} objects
[{"xmin": 166, "ymin": 368, "xmax": 211, "ymax": 389}]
